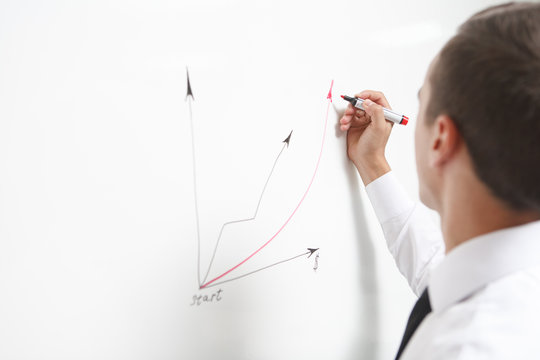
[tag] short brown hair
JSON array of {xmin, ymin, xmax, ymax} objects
[{"xmin": 427, "ymin": 2, "xmax": 540, "ymax": 211}]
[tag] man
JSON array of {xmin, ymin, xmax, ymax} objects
[{"xmin": 339, "ymin": 2, "xmax": 540, "ymax": 359}]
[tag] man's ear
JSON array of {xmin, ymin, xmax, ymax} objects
[{"xmin": 429, "ymin": 114, "xmax": 461, "ymax": 168}]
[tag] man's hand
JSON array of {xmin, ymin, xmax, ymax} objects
[{"xmin": 339, "ymin": 90, "xmax": 393, "ymax": 185}]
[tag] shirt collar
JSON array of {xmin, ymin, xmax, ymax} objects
[{"xmin": 429, "ymin": 220, "xmax": 540, "ymax": 313}]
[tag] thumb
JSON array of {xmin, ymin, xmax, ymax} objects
[{"xmin": 363, "ymin": 99, "xmax": 387, "ymax": 129}]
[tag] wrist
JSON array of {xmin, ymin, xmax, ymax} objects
[{"xmin": 353, "ymin": 156, "xmax": 391, "ymax": 186}]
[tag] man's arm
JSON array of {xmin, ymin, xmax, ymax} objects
[
  {"xmin": 366, "ymin": 172, "xmax": 445, "ymax": 295},
  {"xmin": 340, "ymin": 90, "xmax": 445, "ymax": 295}
]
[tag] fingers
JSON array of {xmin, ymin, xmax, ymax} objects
[
  {"xmin": 340, "ymin": 103, "xmax": 369, "ymax": 131},
  {"xmin": 339, "ymin": 104, "xmax": 354, "ymax": 131},
  {"xmin": 340, "ymin": 90, "xmax": 392, "ymax": 132},
  {"xmin": 362, "ymin": 99, "xmax": 391, "ymax": 130},
  {"xmin": 355, "ymin": 90, "xmax": 392, "ymax": 109}
]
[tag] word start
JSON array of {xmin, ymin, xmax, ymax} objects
[{"xmin": 190, "ymin": 289, "xmax": 224, "ymax": 306}]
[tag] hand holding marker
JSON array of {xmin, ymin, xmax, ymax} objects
[{"xmin": 341, "ymin": 95, "xmax": 409, "ymax": 125}]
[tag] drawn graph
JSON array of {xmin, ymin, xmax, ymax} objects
[{"xmin": 186, "ymin": 68, "xmax": 332, "ymax": 290}]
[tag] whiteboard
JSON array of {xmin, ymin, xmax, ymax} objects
[{"xmin": 0, "ymin": 1, "xmax": 504, "ymax": 359}]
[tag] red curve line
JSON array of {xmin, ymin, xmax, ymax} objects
[{"xmin": 200, "ymin": 81, "xmax": 333, "ymax": 289}]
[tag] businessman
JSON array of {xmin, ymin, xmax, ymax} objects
[{"xmin": 340, "ymin": 2, "xmax": 540, "ymax": 359}]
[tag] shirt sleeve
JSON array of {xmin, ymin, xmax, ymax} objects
[{"xmin": 365, "ymin": 171, "xmax": 445, "ymax": 296}]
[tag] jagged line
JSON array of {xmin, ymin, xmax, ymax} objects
[{"xmin": 201, "ymin": 138, "xmax": 290, "ymax": 285}]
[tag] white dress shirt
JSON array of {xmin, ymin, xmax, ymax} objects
[{"xmin": 366, "ymin": 171, "xmax": 540, "ymax": 360}]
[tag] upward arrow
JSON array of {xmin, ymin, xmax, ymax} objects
[
  {"xmin": 186, "ymin": 67, "xmax": 194, "ymax": 101},
  {"xmin": 283, "ymin": 130, "xmax": 293, "ymax": 147},
  {"xmin": 186, "ymin": 66, "xmax": 201, "ymax": 287},
  {"xmin": 327, "ymin": 79, "xmax": 334, "ymax": 102}
]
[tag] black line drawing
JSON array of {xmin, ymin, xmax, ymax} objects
[{"xmin": 186, "ymin": 68, "xmax": 328, "ymax": 289}]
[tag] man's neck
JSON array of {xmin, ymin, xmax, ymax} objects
[{"xmin": 439, "ymin": 172, "xmax": 540, "ymax": 253}]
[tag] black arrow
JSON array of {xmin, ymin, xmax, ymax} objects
[
  {"xmin": 202, "ymin": 248, "xmax": 320, "ymax": 289},
  {"xmin": 186, "ymin": 67, "xmax": 194, "ymax": 101},
  {"xmin": 283, "ymin": 130, "xmax": 293, "ymax": 147},
  {"xmin": 186, "ymin": 67, "xmax": 202, "ymax": 286}
]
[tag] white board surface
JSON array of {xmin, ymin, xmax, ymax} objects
[{"xmin": 0, "ymin": 1, "xmax": 505, "ymax": 359}]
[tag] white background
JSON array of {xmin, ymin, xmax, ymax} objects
[{"xmin": 0, "ymin": 0, "xmax": 506, "ymax": 359}]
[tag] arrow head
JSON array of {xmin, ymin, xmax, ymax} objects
[
  {"xmin": 327, "ymin": 80, "xmax": 334, "ymax": 102},
  {"xmin": 283, "ymin": 130, "xmax": 293, "ymax": 147},
  {"xmin": 307, "ymin": 248, "xmax": 319, "ymax": 258},
  {"xmin": 186, "ymin": 67, "xmax": 194, "ymax": 101}
]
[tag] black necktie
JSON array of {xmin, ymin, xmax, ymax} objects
[{"xmin": 395, "ymin": 288, "xmax": 432, "ymax": 360}]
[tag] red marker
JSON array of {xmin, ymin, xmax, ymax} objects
[{"xmin": 341, "ymin": 95, "xmax": 409, "ymax": 125}]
